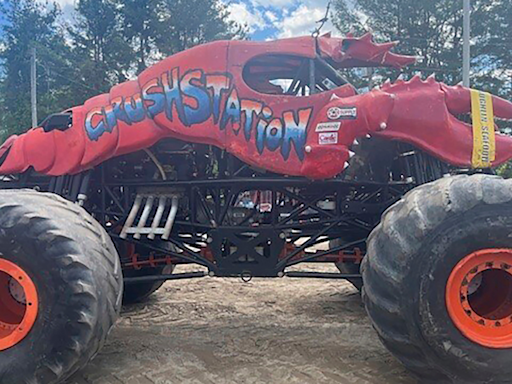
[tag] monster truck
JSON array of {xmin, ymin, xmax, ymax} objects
[{"xmin": 0, "ymin": 32, "xmax": 512, "ymax": 383}]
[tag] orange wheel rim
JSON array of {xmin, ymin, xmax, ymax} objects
[
  {"xmin": 0, "ymin": 258, "xmax": 38, "ymax": 351},
  {"xmin": 446, "ymin": 249, "xmax": 512, "ymax": 349}
]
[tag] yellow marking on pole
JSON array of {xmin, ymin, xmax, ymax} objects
[{"xmin": 471, "ymin": 89, "xmax": 495, "ymax": 168}]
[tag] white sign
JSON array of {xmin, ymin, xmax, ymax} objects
[
  {"xmin": 319, "ymin": 132, "xmax": 338, "ymax": 145},
  {"xmin": 327, "ymin": 107, "xmax": 358, "ymax": 120},
  {"xmin": 316, "ymin": 122, "xmax": 341, "ymax": 132}
]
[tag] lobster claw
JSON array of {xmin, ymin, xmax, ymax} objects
[
  {"xmin": 374, "ymin": 76, "xmax": 512, "ymax": 168},
  {"xmin": 442, "ymin": 83, "xmax": 512, "ymax": 120},
  {"xmin": 300, "ymin": 90, "xmax": 396, "ymax": 179},
  {"xmin": 317, "ymin": 32, "xmax": 417, "ymax": 69}
]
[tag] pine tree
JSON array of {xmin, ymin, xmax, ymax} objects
[
  {"xmin": 332, "ymin": 0, "xmax": 511, "ymax": 94},
  {"xmin": 472, "ymin": 0, "xmax": 512, "ymax": 100},
  {"xmin": 156, "ymin": 0, "xmax": 246, "ymax": 56},
  {"xmin": 117, "ymin": 0, "xmax": 164, "ymax": 73},
  {"xmin": 68, "ymin": 0, "xmax": 132, "ymax": 98},
  {"xmin": 0, "ymin": 0, "xmax": 70, "ymax": 138},
  {"xmin": 0, "ymin": 0, "xmax": 246, "ymax": 140}
]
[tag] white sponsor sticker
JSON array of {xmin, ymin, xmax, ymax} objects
[
  {"xmin": 319, "ymin": 132, "xmax": 338, "ymax": 145},
  {"xmin": 316, "ymin": 122, "xmax": 341, "ymax": 132},
  {"xmin": 327, "ymin": 107, "xmax": 358, "ymax": 120}
]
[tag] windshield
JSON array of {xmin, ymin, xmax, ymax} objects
[{"xmin": 242, "ymin": 54, "xmax": 357, "ymax": 96}]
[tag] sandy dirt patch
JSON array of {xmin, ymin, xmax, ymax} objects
[{"xmin": 68, "ymin": 264, "xmax": 415, "ymax": 384}]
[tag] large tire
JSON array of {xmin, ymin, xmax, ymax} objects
[
  {"xmin": 123, "ymin": 265, "xmax": 173, "ymax": 304},
  {"xmin": 363, "ymin": 175, "xmax": 512, "ymax": 383},
  {"xmin": 0, "ymin": 190, "xmax": 122, "ymax": 384},
  {"xmin": 336, "ymin": 262, "xmax": 363, "ymax": 291}
]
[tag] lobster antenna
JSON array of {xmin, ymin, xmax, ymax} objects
[{"xmin": 312, "ymin": 1, "xmax": 332, "ymax": 38}]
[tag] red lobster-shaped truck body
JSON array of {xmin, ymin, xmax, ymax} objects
[{"xmin": 0, "ymin": 33, "xmax": 511, "ymax": 179}]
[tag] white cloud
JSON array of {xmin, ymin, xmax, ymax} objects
[
  {"xmin": 264, "ymin": 10, "xmax": 278, "ymax": 23},
  {"xmin": 275, "ymin": 3, "xmax": 339, "ymax": 38},
  {"xmin": 36, "ymin": 0, "xmax": 75, "ymax": 9},
  {"xmin": 250, "ymin": 0, "xmax": 297, "ymax": 8},
  {"xmin": 37, "ymin": 0, "xmax": 75, "ymax": 21},
  {"xmin": 52, "ymin": 0, "xmax": 75, "ymax": 7},
  {"xmin": 227, "ymin": 2, "xmax": 268, "ymax": 32}
]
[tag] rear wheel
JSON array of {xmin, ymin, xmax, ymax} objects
[
  {"xmin": 0, "ymin": 190, "xmax": 122, "ymax": 384},
  {"xmin": 123, "ymin": 265, "xmax": 174, "ymax": 304},
  {"xmin": 445, "ymin": 248, "xmax": 512, "ymax": 349},
  {"xmin": 363, "ymin": 175, "xmax": 512, "ymax": 383},
  {"xmin": 335, "ymin": 262, "xmax": 362, "ymax": 291}
]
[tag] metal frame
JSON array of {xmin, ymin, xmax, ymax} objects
[
  {"xmin": 0, "ymin": 139, "xmax": 458, "ymax": 283},
  {"xmin": 83, "ymin": 157, "xmax": 410, "ymax": 278}
]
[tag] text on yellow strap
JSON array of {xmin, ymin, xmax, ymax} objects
[{"xmin": 471, "ymin": 89, "xmax": 495, "ymax": 168}]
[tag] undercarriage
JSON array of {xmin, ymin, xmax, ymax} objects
[{"xmin": 1, "ymin": 137, "xmax": 453, "ymax": 283}]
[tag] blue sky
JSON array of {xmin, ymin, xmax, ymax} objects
[
  {"xmin": 0, "ymin": 1, "xmax": 6, "ymax": 28},
  {"xmin": 0, "ymin": 0, "xmax": 336, "ymax": 41},
  {"xmin": 225, "ymin": 0, "xmax": 336, "ymax": 40}
]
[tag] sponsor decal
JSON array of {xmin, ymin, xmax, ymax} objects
[
  {"xmin": 327, "ymin": 106, "xmax": 357, "ymax": 120},
  {"xmin": 470, "ymin": 89, "xmax": 495, "ymax": 168},
  {"xmin": 319, "ymin": 132, "xmax": 338, "ymax": 145},
  {"xmin": 315, "ymin": 122, "xmax": 341, "ymax": 132}
]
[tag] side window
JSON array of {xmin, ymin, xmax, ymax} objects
[{"xmin": 242, "ymin": 54, "xmax": 348, "ymax": 96}]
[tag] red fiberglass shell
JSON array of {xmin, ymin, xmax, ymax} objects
[{"xmin": 0, "ymin": 34, "xmax": 511, "ymax": 179}]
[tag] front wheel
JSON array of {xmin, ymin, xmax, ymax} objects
[
  {"xmin": 0, "ymin": 190, "xmax": 122, "ymax": 384},
  {"xmin": 363, "ymin": 175, "xmax": 512, "ymax": 383}
]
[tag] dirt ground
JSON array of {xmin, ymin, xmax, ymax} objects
[{"xmin": 68, "ymin": 263, "xmax": 415, "ymax": 384}]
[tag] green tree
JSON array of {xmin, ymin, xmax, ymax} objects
[
  {"xmin": 117, "ymin": 0, "xmax": 165, "ymax": 73},
  {"xmin": 472, "ymin": 0, "xmax": 512, "ymax": 101},
  {"xmin": 156, "ymin": 0, "xmax": 247, "ymax": 56},
  {"xmin": 68, "ymin": 0, "xmax": 132, "ymax": 99},
  {"xmin": 0, "ymin": 0, "xmax": 71, "ymax": 139},
  {"xmin": 0, "ymin": 0, "xmax": 246, "ymax": 141},
  {"xmin": 332, "ymin": 0, "xmax": 511, "ymax": 95}
]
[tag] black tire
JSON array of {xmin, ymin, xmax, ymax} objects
[
  {"xmin": 123, "ymin": 265, "xmax": 173, "ymax": 304},
  {"xmin": 336, "ymin": 262, "xmax": 363, "ymax": 291},
  {"xmin": 363, "ymin": 175, "xmax": 512, "ymax": 383},
  {"xmin": 0, "ymin": 190, "xmax": 122, "ymax": 384},
  {"xmin": 330, "ymin": 240, "xmax": 363, "ymax": 291}
]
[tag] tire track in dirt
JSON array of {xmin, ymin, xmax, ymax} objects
[{"xmin": 68, "ymin": 264, "xmax": 415, "ymax": 384}]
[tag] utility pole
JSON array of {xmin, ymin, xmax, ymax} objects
[
  {"xmin": 30, "ymin": 47, "xmax": 38, "ymax": 128},
  {"xmin": 463, "ymin": 0, "xmax": 471, "ymax": 87}
]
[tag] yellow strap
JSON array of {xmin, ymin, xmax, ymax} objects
[{"xmin": 471, "ymin": 89, "xmax": 495, "ymax": 168}]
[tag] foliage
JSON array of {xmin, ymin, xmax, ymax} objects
[
  {"xmin": 0, "ymin": 0, "xmax": 245, "ymax": 141},
  {"xmin": 497, "ymin": 163, "xmax": 512, "ymax": 179},
  {"xmin": 332, "ymin": 0, "xmax": 512, "ymax": 170},
  {"xmin": 156, "ymin": 0, "xmax": 247, "ymax": 56},
  {"xmin": 0, "ymin": 0, "xmax": 70, "ymax": 136},
  {"xmin": 332, "ymin": 0, "xmax": 511, "ymax": 101},
  {"xmin": 68, "ymin": 0, "xmax": 132, "ymax": 98},
  {"xmin": 115, "ymin": 0, "xmax": 164, "ymax": 72}
]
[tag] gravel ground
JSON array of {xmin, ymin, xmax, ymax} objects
[{"xmin": 68, "ymin": 263, "xmax": 415, "ymax": 384}]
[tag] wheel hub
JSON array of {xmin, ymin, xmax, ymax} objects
[
  {"xmin": 0, "ymin": 258, "xmax": 38, "ymax": 351},
  {"xmin": 8, "ymin": 277, "xmax": 27, "ymax": 305},
  {"xmin": 446, "ymin": 249, "xmax": 512, "ymax": 348}
]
